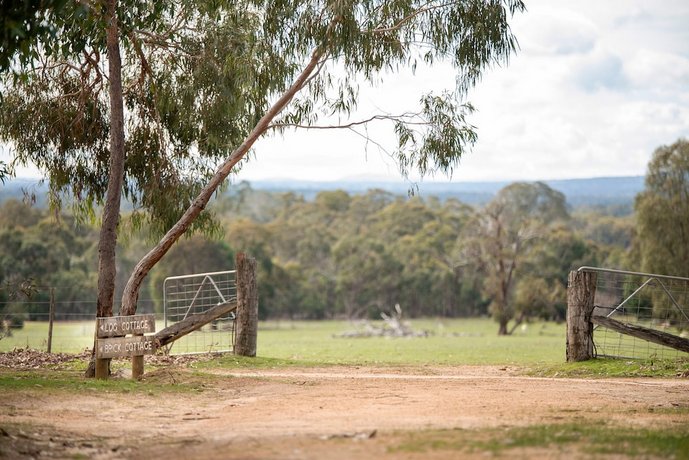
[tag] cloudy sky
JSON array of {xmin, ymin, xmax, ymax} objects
[
  {"xmin": 240, "ymin": 0, "xmax": 689, "ymax": 183},
  {"xmin": 4, "ymin": 1, "xmax": 689, "ymax": 184}
]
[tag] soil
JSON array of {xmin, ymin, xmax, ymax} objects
[{"xmin": 1, "ymin": 363, "xmax": 688, "ymax": 459}]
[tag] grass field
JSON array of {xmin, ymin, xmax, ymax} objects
[
  {"xmin": 254, "ymin": 318, "xmax": 565, "ymax": 365},
  {"xmin": 3, "ymin": 318, "xmax": 688, "ymax": 377},
  {"xmin": 1, "ymin": 317, "xmax": 566, "ymax": 364}
]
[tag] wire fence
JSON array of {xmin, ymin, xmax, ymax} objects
[
  {"xmin": 0, "ymin": 277, "xmax": 236, "ymax": 355},
  {"xmin": 0, "ymin": 286, "xmax": 159, "ymax": 353},
  {"xmin": 580, "ymin": 267, "xmax": 689, "ymax": 360}
]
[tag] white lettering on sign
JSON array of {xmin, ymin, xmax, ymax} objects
[
  {"xmin": 103, "ymin": 343, "xmax": 121, "ymax": 353},
  {"xmin": 96, "ymin": 335, "xmax": 157, "ymax": 359},
  {"xmin": 124, "ymin": 340, "xmax": 152, "ymax": 353},
  {"xmin": 96, "ymin": 315, "xmax": 156, "ymax": 338},
  {"xmin": 120, "ymin": 320, "xmax": 150, "ymax": 332}
]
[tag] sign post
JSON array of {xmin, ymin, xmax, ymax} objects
[{"xmin": 96, "ymin": 314, "xmax": 157, "ymax": 380}]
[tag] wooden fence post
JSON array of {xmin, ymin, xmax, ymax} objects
[
  {"xmin": 235, "ymin": 252, "xmax": 258, "ymax": 357},
  {"xmin": 132, "ymin": 333, "xmax": 144, "ymax": 380},
  {"xmin": 95, "ymin": 357, "xmax": 110, "ymax": 380},
  {"xmin": 47, "ymin": 287, "xmax": 55, "ymax": 353},
  {"xmin": 566, "ymin": 270, "xmax": 597, "ymax": 362}
]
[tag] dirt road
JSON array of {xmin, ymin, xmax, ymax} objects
[{"xmin": 2, "ymin": 365, "xmax": 688, "ymax": 459}]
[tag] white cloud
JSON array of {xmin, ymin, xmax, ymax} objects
[
  {"xmin": 515, "ymin": 5, "xmax": 597, "ymax": 56},
  {"xmin": 436, "ymin": 0, "xmax": 689, "ymax": 183},
  {"xmin": 624, "ymin": 49, "xmax": 689, "ymax": 93},
  {"xmin": 571, "ymin": 52, "xmax": 628, "ymax": 93}
]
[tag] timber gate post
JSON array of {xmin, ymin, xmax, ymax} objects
[
  {"xmin": 235, "ymin": 252, "xmax": 258, "ymax": 357},
  {"xmin": 566, "ymin": 270, "xmax": 597, "ymax": 362}
]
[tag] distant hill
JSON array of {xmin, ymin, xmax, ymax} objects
[
  {"xmin": 0, "ymin": 178, "xmax": 50, "ymax": 207},
  {"xmin": 250, "ymin": 176, "xmax": 645, "ymax": 210},
  {"xmin": 1, "ymin": 176, "xmax": 645, "ymax": 212}
]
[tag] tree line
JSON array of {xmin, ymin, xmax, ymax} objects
[{"xmin": 0, "ymin": 179, "xmax": 631, "ymax": 332}]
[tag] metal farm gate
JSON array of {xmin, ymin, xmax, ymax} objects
[
  {"xmin": 579, "ymin": 267, "xmax": 689, "ymax": 360},
  {"xmin": 163, "ymin": 270, "xmax": 237, "ymax": 354}
]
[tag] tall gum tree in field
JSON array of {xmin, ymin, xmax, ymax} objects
[
  {"xmin": 1, "ymin": 1, "xmax": 526, "ymax": 363},
  {"xmin": 460, "ymin": 182, "xmax": 569, "ymax": 335}
]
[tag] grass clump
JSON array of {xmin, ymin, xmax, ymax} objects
[
  {"xmin": 392, "ymin": 423, "xmax": 689, "ymax": 458},
  {"xmin": 192, "ymin": 354, "xmax": 321, "ymax": 369},
  {"xmin": 0, "ymin": 368, "xmax": 207, "ymax": 395},
  {"xmin": 526, "ymin": 357, "xmax": 689, "ymax": 379}
]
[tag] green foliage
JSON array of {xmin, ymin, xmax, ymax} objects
[
  {"xmin": 1, "ymin": 0, "xmax": 525, "ymax": 242},
  {"xmin": 635, "ymin": 138, "xmax": 689, "ymax": 278},
  {"xmin": 633, "ymin": 139, "xmax": 689, "ymax": 323},
  {"xmin": 460, "ymin": 182, "xmax": 574, "ymax": 334},
  {"xmin": 219, "ymin": 188, "xmax": 487, "ymax": 319},
  {"xmin": 0, "ymin": 177, "xmax": 640, "ymax": 325},
  {"xmin": 0, "ymin": 0, "xmax": 70, "ymax": 71},
  {"xmin": 0, "ymin": 200, "xmax": 98, "ymax": 320}
]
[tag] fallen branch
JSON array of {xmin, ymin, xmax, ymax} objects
[{"xmin": 336, "ymin": 304, "xmax": 432, "ymax": 338}]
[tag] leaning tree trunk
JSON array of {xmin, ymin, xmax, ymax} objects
[
  {"xmin": 119, "ymin": 48, "xmax": 325, "ymax": 316},
  {"xmin": 86, "ymin": 0, "xmax": 127, "ymax": 378}
]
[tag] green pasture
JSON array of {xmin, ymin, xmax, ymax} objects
[
  {"xmin": 3, "ymin": 318, "xmax": 688, "ymax": 376},
  {"xmin": 253, "ymin": 318, "xmax": 565, "ymax": 365},
  {"xmin": 1, "ymin": 318, "xmax": 566, "ymax": 365}
]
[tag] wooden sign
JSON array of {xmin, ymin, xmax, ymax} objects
[
  {"xmin": 97, "ymin": 314, "xmax": 156, "ymax": 338},
  {"xmin": 95, "ymin": 314, "xmax": 157, "ymax": 359},
  {"xmin": 96, "ymin": 335, "xmax": 157, "ymax": 359}
]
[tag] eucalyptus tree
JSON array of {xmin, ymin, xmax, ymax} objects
[
  {"xmin": 1, "ymin": 0, "xmax": 131, "ymax": 343},
  {"xmin": 119, "ymin": 0, "xmax": 527, "ymax": 318},
  {"xmin": 1, "ymin": 1, "xmax": 526, "ymax": 328},
  {"xmin": 460, "ymin": 182, "xmax": 569, "ymax": 335},
  {"xmin": 635, "ymin": 139, "xmax": 689, "ymax": 278}
]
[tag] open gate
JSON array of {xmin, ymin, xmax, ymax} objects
[
  {"xmin": 163, "ymin": 270, "xmax": 237, "ymax": 354},
  {"xmin": 576, "ymin": 266, "xmax": 689, "ymax": 360}
]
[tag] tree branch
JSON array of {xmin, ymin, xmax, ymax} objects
[
  {"xmin": 369, "ymin": 1, "xmax": 461, "ymax": 34},
  {"xmin": 120, "ymin": 46, "xmax": 327, "ymax": 315},
  {"xmin": 269, "ymin": 112, "xmax": 428, "ymax": 131}
]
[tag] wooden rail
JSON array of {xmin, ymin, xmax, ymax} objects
[
  {"xmin": 591, "ymin": 315, "xmax": 689, "ymax": 354},
  {"xmin": 155, "ymin": 301, "xmax": 237, "ymax": 348}
]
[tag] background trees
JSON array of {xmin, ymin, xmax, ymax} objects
[
  {"xmin": 634, "ymin": 139, "xmax": 689, "ymax": 278},
  {"xmin": 0, "ymin": 175, "xmax": 644, "ymax": 332},
  {"xmin": 0, "ymin": 200, "xmax": 97, "ymax": 323},
  {"xmin": 459, "ymin": 182, "xmax": 571, "ymax": 334}
]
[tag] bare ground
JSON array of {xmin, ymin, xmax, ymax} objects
[{"xmin": 1, "ymin": 365, "xmax": 688, "ymax": 459}]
